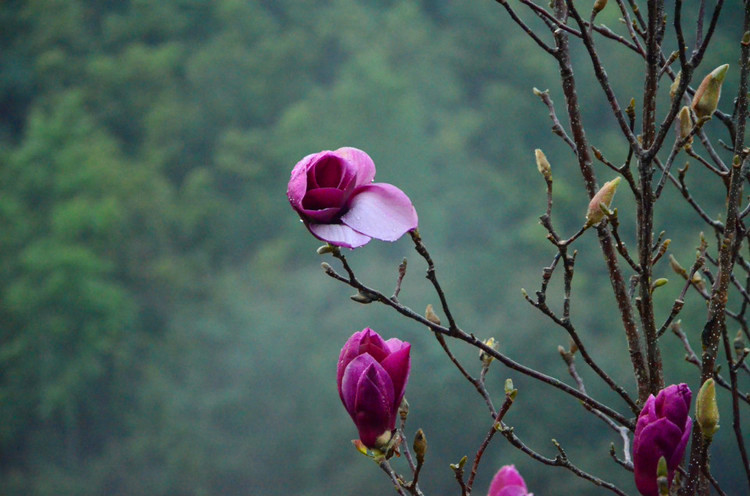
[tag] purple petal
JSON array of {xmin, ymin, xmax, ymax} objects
[
  {"xmin": 351, "ymin": 361, "xmax": 395, "ymax": 447},
  {"xmin": 308, "ymin": 223, "xmax": 371, "ymax": 249},
  {"xmin": 338, "ymin": 330, "xmax": 369, "ymax": 398},
  {"xmin": 341, "ymin": 183, "xmax": 418, "ymax": 242},
  {"xmin": 335, "ymin": 147, "xmax": 376, "ymax": 188},
  {"xmin": 657, "ymin": 384, "xmax": 691, "ymax": 428},
  {"xmin": 633, "ymin": 418, "xmax": 683, "ymax": 496},
  {"xmin": 635, "ymin": 395, "xmax": 657, "ymax": 438},
  {"xmin": 488, "ymin": 465, "xmax": 528, "ymax": 496},
  {"xmin": 340, "ymin": 355, "xmax": 380, "ymax": 415},
  {"xmin": 668, "ymin": 417, "xmax": 692, "ymax": 470},
  {"xmin": 380, "ymin": 343, "xmax": 411, "ymax": 407},
  {"xmin": 357, "ymin": 328, "xmax": 390, "ymax": 363},
  {"xmin": 309, "ymin": 153, "xmax": 349, "ymax": 189},
  {"xmin": 301, "ymin": 188, "xmax": 346, "ymax": 211}
]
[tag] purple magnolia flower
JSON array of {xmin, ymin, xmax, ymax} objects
[
  {"xmin": 632, "ymin": 384, "xmax": 693, "ymax": 496},
  {"xmin": 337, "ymin": 328, "xmax": 411, "ymax": 449},
  {"xmin": 488, "ymin": 465, "xmax": 533, "ymax": 496},
  {"xmin": 287, "ymin": 147, "xmax": 418, "ymax": 249}
]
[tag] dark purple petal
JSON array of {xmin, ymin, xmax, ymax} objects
[
  {"xmin": 634, "ymin": 395, "xmax": 657, "ymax": 438},
  {"xmin": 379, "ymin": 343, "xmax": 411, "ymax": 407},
  {"xmin": 311, "ymin": 153, "xmax": 347, "ymax": 188},
  {"xmin": 341, "ymin": 183, "xmax": 418, "ymax": 242},
  {"xmin": 657, "ymin": 384, "xmax": 692, "ymax": 428},
  {"xmin": 352, "ymin": 361, "xmax": 395, "ymax": 447},
  {"xmin": 308, "ymin": 223, "xmax": 371, "ymax": 248},
  {"xmin": 357, "ymin": 328, "xmax": 390, "ymax": 363},
  {"xmin": 633, "ymin": 418, "xmax": 683, "ymax": 496},
  {"xmin": 336, "ymin": 147, "xmax": 376, "ymax": 188},
  {"xmin": 338, "ymin": 330, "xmax": 368, "ymax": 399},
  {"xmin": 668, "ymin": 417, "xmax": 692, "ymax": 470},
  {"xmin": 340, "ymin": 354, "xmax": 380, "ymax": 416},
  {"xmin": 301, "ymin": 187, "xmax": 346, "ymax": 211},
  {"xmin": 488, "ymin": 465, "xmax": 529, "ymax": 496}
]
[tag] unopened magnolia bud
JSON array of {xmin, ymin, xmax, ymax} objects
[
  {"xmin": 480, "ymin": 337, "xmax": 498, "ymax": 365},
  {"xmin": 317, "ymin": 244, "xmax": 335, "ymax": 255},
  {"xmin": 670, "ymin": 71, "xmax": 682, "ymax": 100},
  {"xmin": 692, "ymin": 64, "xmax": 729, "ymax": 119},
  {"xmin": 585, "ymin": 177, "xmax": 621, "ymax": 228},
  {"xmin": 413, "ymin": 429, "xmax": 427, "ymax": 463},
  {"xmin": 351, "ymin": 290, "xmax": 375, "ymax": 304},
  {"xmin": 535, "ymin": 149, "xmax": 552, "ymax": 181},
  {"xmin": 651, "ymin": 278, "xmax": 669, "ymax": 292},
  {"xmin": 735, "ymin": 330, "xmax": 745, "ymax": 356},
  {"xmin": 669, "ymin": 254, "xmax": 688, "ymax": 278},
  {"xmin": 677, "ymin": 106, "xmax": 693, "ymax": 146},
  {"xmin": 696, "ymin": 378, "xmax": 720, "ymax": 439},
  {"xmin": 399, "ymin": 396, "xmax": 409, "ymax": 421},
  {"xmin": 425, "ymin": 304, "xmax": 441, "ymax": 325},
  {"xmin": 593, "ymin": 0, "xmax": 607, "ymax": 14}
]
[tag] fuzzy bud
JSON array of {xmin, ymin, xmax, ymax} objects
[
  {"xmin": 670, "ymin": 72, "xmax": 682, "ymax": 100},
  {"xmin": 593, "ymin": 0, "xmax": 607, "ymax": 14},
  {"xmin": 696, "ymin": 378, "xmax": 720, "ymax": 439},
  {"xmin": 735, "ymin": 330, "xmax": 746, "ymax": 356},
  {"xmin": 535, "ymin": 149, "xmax": 552, "ymax": 181},
  {"xmin": 669, "ymin": 254, "xmax": 688, "ymax": 279},
  {"xmin": 413, "ymin": 429, "xmax": 427, "ymax": 464},
  {"xmin": 425, "ymin": 304, "xmax": 441, "ymax": 326},
  {"xmin": 585, "ymin": 177, "xmax": 621, "ymax": 228},
  {"xmin": 692, "ymin": 64, "xmax": 729, "ymax": 120},
  {"xmin": 677, "ymin": 106, "xmax": 693, "ymax": 146}
]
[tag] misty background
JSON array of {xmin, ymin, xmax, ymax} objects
[{"xmin": 0, "ymin": 1, "xmax": 746, "ymax": 495}]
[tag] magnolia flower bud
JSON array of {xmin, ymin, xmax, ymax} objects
[
  {"xmin": 670, "ymin": 72, "xmax": 682, "ymax": 100},
  {"xmin": 633, "ymin": 384, "xmax": 692, "ymax": 496},
  {"xmin": 735, "ymin": 330, "xmax": 746, "ymax": 356},
  {"xmin": 669, "ymin": 254, "xmax": 688, "ymax": 279},
  {"xmin": 593, "ymin": 0, "xmax": 607, "ymax": 14},
  {"xmin": 677, "ymin": 106, "xmax": 693, "ymax": 147},
  {"xmin": 535, "ymin": 149, "xmax": 552, "ymax": 181},
  {"xmin": 413, "ymin": 428, "xmax": 427, "ymax": 464},
  {"xmin": 696, "ymin": 378, "xmax": 720, "ymax": 439},
  {"xmin": 585, "ymin": 177, "xmax": 622, "ymax": 228},
  {"xmin": 425, "ymin": 304, "xmax": 441, "ymax": 325},
  {"xmin": 692, "ymin": 64, "xmax": 729, "ymax": 120}
]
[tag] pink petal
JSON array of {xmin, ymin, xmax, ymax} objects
[
  {"xmin": 335, "ymin": 147, "xmax": 375, "ymax": 187},
  {"xmin": 489, "ymin": 465, "xmax": 528, "ymax": 496},
  {"xmin": 287, "ymin": 152, "xmax": 318, "ymax": 208},
  {"xmin": 341, "ymin": 183, "xmax": 418, "ymax": 242},
  {"xmin": 308, "ymin": 223, "xmax": 371, "ymax": 249}
]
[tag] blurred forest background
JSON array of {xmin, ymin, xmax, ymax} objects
[{"xmin": 0, "ymin": 0, "xmax": 747, "ymax": 495}]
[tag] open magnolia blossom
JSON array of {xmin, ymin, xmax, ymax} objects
[
  {"xmin": 337, "ymin": 328, "xmax": 411, "ymax": 449},
  {"xmin": 488, "ymin": 465, "xmax": 533, "ymax": 496},
  {"xmin": 632, "ymin": 384, "xmax": 693, "ymax": 496},
  {"xmin": 287, "ymin": 147, "xmax": 418, "ymax": 248}
]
